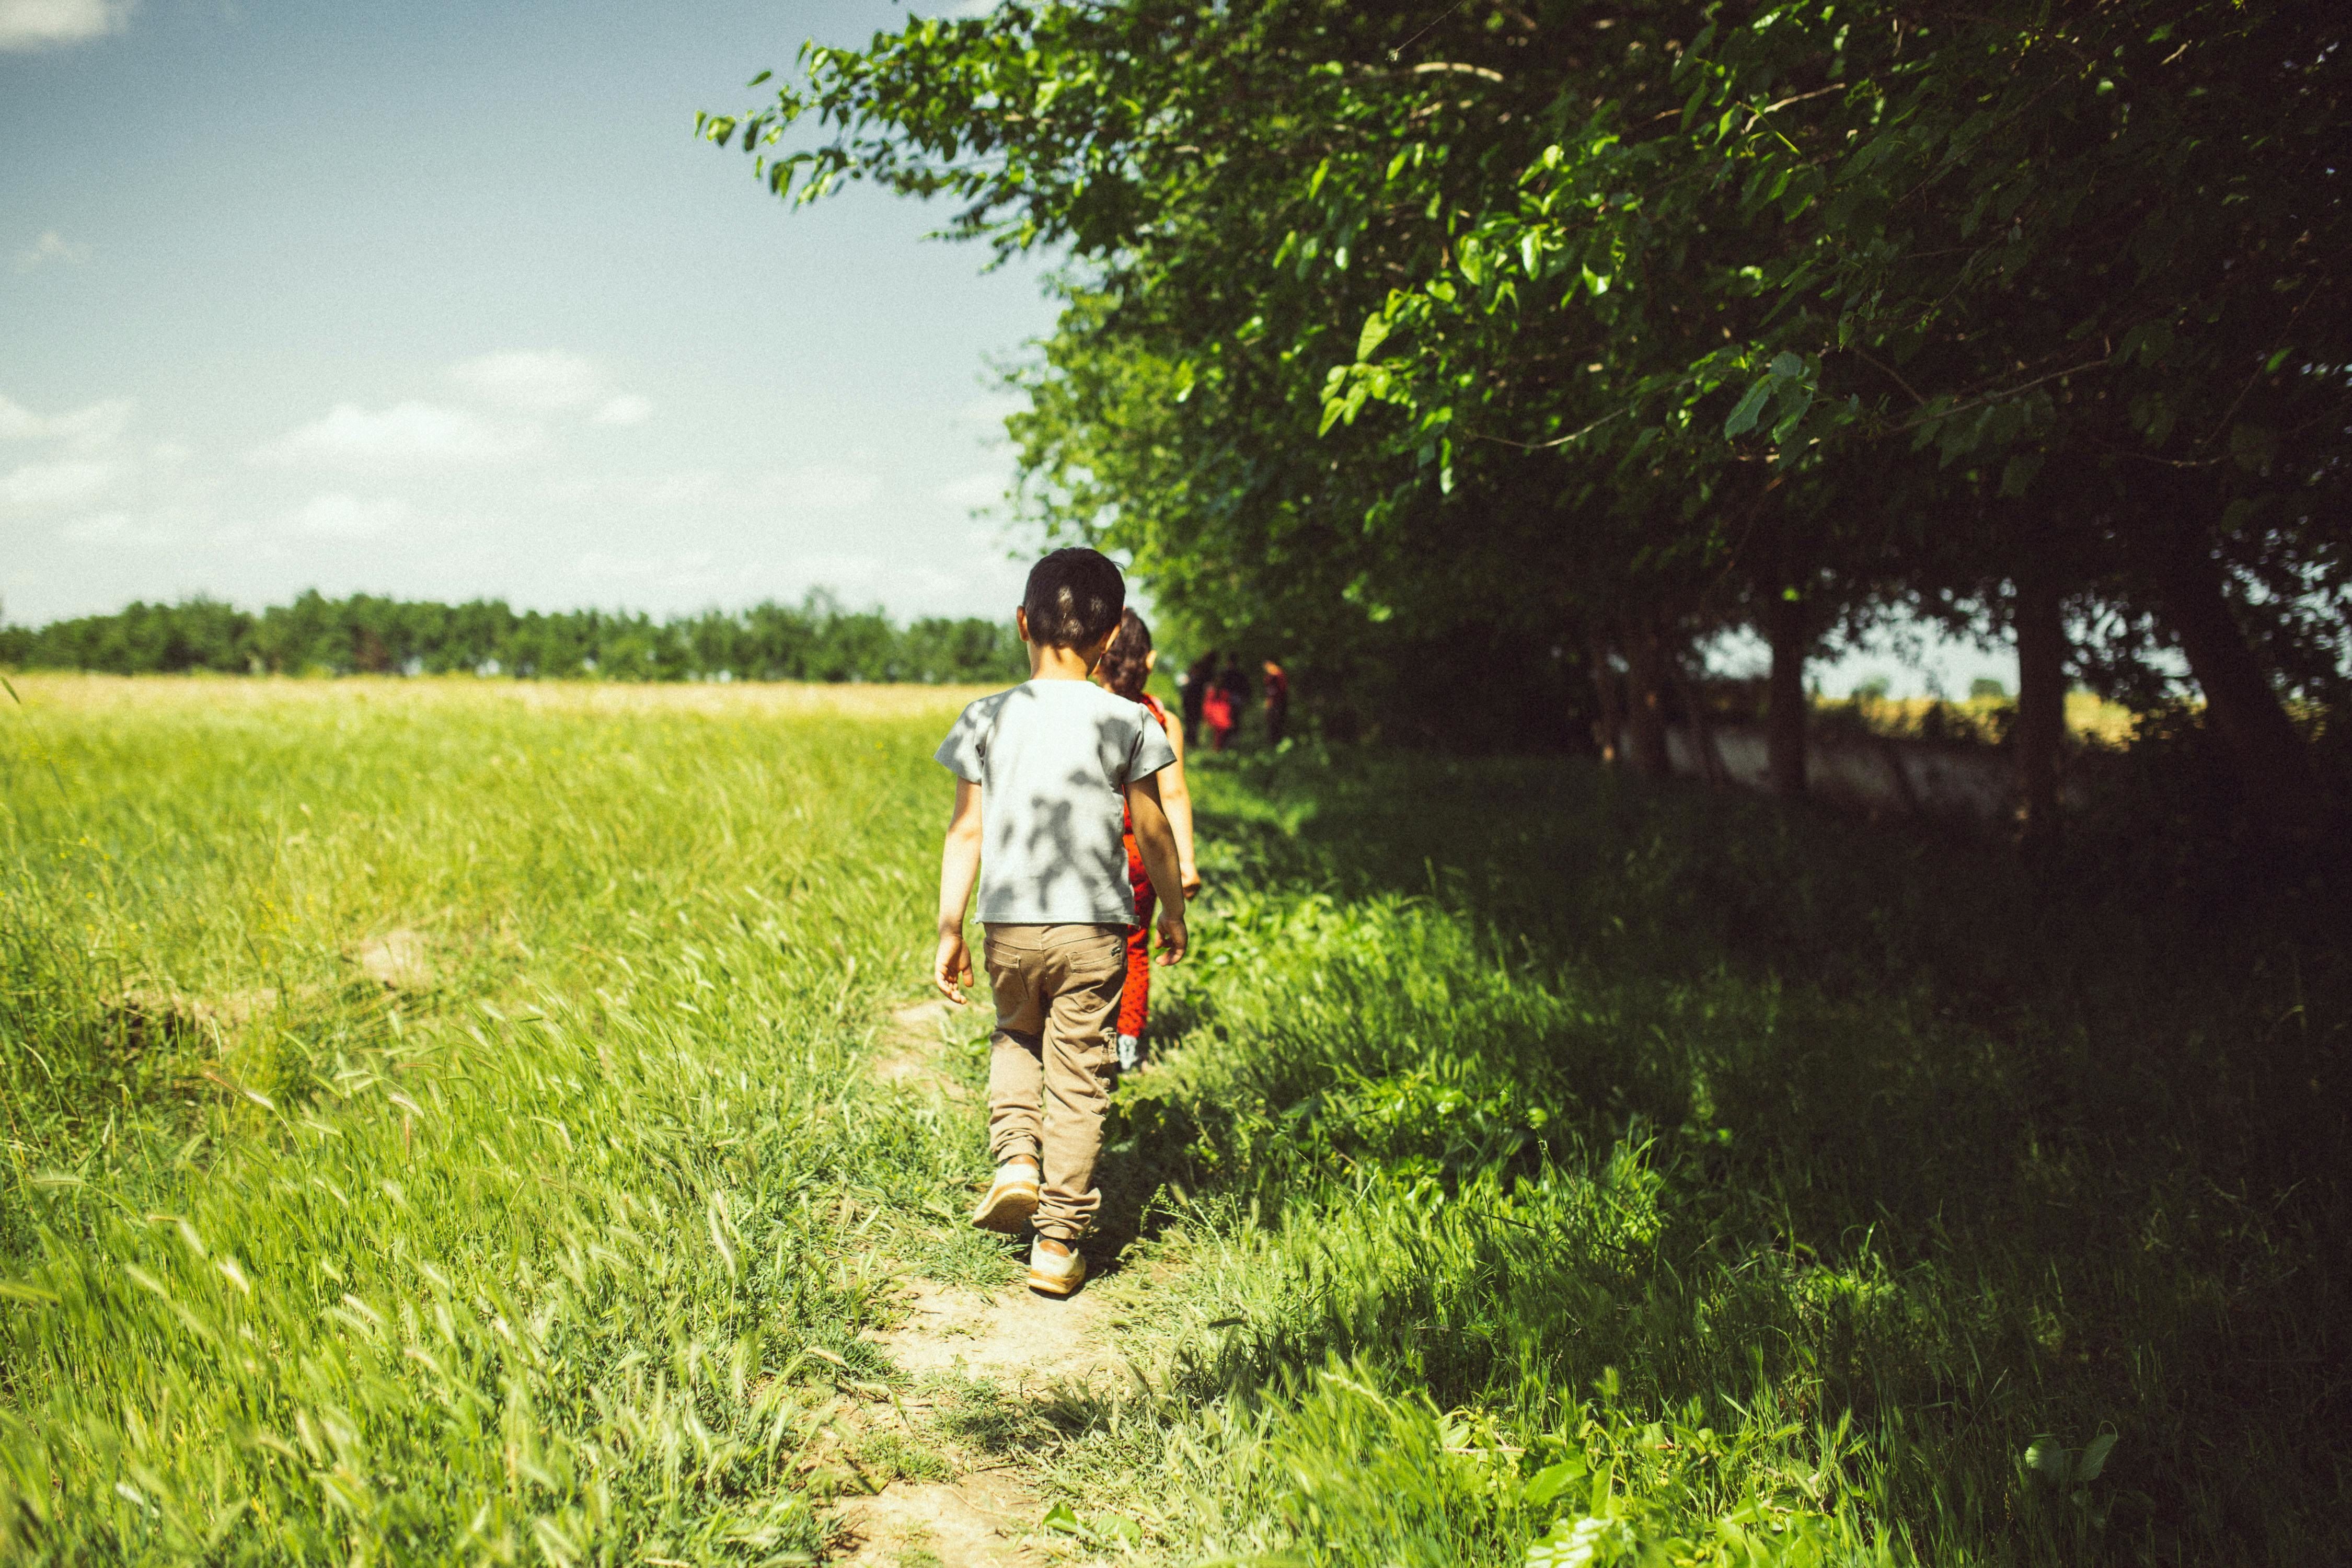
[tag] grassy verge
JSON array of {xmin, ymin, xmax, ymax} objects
[
  {"xmin": 1059, "ymin": 747, "xmax": 2346, "ymax": 1566},
  {"xmin": 0, "ymin": 676, "xmax": 1011, "ymax": 1562}
]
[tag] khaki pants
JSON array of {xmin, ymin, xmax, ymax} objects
[{"xmin": 982, "ymin": 923, "xmax": 1126, "ymax": 1241}]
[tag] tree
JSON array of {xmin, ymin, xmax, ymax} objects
[{"xmin": 712, "ymin": 0, "xmax": 2351, "ymax": 823}]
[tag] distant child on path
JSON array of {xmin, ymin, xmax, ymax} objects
[
  {"xmin": 932, "ymin": 549, "xmax": 1189, "ymax": 1296},
  {"xmin": 1201, "ymin": 659, "xmax": 1238, "ymax": 751},
  {"xmin": 1179, "ymin": 650, "xmax": 1217, "ymax": 747},
  {"xmin": 1094, "ymin": 610, "xmax": 1203, "ymax": 1071},
  {"xmin": 1206, "ymin": 658, "xmax": 1251, "ymax": 751},
  {"xmin": 1261, "ymin": 659, "xmax": 1290, "ymax": 746}
]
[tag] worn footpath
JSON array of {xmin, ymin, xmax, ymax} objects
[{"xmin": 830, "ymin": 1001, "xmax": 1157, "ymax": 1565}]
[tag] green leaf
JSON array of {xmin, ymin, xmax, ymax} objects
[
  {"xmin": 2227, "ymin": 422, "xmax": 2276, "ymax": 471},
  {"xmin": 1770, "ymin": 376, "xmax": 1815, "ymax": 443},
  {"xmin": 1769, "ymin": 351, "xmax": 1804, "ymax": 379},
  {"xmin": 1723, "ymin": 376, "xmax": 1774, "ymax": 438},
  {"xmin": 2077, "ymin": 1432, "xmax": 2117, "ymax": 1483},
  {"xmin": 1522, "ymin": 1459, "xmax": 1585, "ymax": 1508},
  {"xmin": 1679, "ymin": 79, "xmax": 1709, "ymax": 129},
  {"xmin": 1042, "ymin": 1502, "xmax": 1085, "ymax": 1536},
  {"xmin": 746, "ymin": 69, "xmax": 773, "ymax": 87},
  {"xmin": 2023, "ymin": 1436, "xmax": 2067, "ymax": 1482}
]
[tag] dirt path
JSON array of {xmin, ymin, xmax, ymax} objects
[{"xmin": 832, "ymin": 1000, "xmax": 1124, "ymax": 1566}]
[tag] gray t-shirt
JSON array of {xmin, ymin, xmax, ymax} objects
[{"xmin": 935, "ymin": 679, "xmax": 1178, "ymax": 925}]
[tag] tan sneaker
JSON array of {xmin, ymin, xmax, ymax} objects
[
  {"xmin": 1027, "ymin": 1237, "xmax": 1087, "ymax": 1296},
  {"xmin": 970, "ymin": 1160, "xmax": 1040, "ymax": 1234}
]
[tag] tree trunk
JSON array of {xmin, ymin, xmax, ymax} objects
[
  {"xmin": 1877, "ymin": 736, "xmax": 1922, "ymax": 816},
  {"xmin": 2014, "ymin": 563, "xmax": 2068, "ymax": 842},
  {"xmin": 2152, "ymin": 537, "xmax": 2329, "ymax": 838},
  {"xmin": 1624, "ymin": 624, "xmax": 1671, "ymax": 780},
  {"xmin": 1586, "ymin": 629, "xmax": 1623, "ymax": 765},
  {"xmin": 1766, "ymin": 590, "xmax": 1809, "ymax": 799},
  {"xmin": 1668, "ymin": 649, "xmax": 1730, "ymax": 788}
]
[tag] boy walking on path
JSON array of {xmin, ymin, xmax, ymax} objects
[{"xmin": 930, "ymin": 549, "xmax": 1189, "ymax": 1296}]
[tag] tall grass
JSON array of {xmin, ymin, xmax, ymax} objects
[
  {"xmin": 5, "ymin": 680, "xmax": 2342, "ymax": 1565},
  {"xmin": 1059, "ymin": 749, "xmax": 2347, "ymax": 1566},
  {"xmin": 0, "ymin": 676, "xmax": 1009, "ymax": 1562}
]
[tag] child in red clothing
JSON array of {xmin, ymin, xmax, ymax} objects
[
  {"xmin": 1095, "ymin": 610, "xmax": 1201, "ymax": 1070},
  {"xmin": 1200, "ymin": 683, "xmax": 1235, "ymax": 751}
]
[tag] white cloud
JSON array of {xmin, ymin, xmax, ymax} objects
[
  {"xmin": 253, "ymin": 401, "xmax": 536, "ymax": 468},
  {"xmin": 14, "ymin": 230, "xmax": 91, "ymax": 274},
  {"xmin": 932, "ymin": 470, "xmax": 1006, "ymax": 509},
  {"xmin": 590, "ymin": 393, "xmax": 653, "ymax": 426},
  {"xmin": 0, "ymin": 0, "xmax": 131, "ymax": 51},
  {"xmin": 449, "ymin": 350, "xmax": 650, "ymax": 428},
  {"xmin": 0, "ymin": 392, "xmax": 133, "ymax": 451},
  {"xmin": 452, "ymin": 350, "xmax": 606, "ymax": 413},
  {"xmin": 3, "ymin": 458, "xmax": 114, "ymax": 508},
  {"xmin": 287, "ymin": 492, "xmax": 409, "ymax": 539},
  {"xmin": 549, "ymin": 463, "xmax": 880, "ymax": 513}
]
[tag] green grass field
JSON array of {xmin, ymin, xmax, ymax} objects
[{"xmin": 2, "ymin": 677, "xmax": 2343, "ymax": 1564}]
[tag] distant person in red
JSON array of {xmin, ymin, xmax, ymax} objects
[
  {"xmin": 1261, "ymin": 659, "xmax": 1290, "ymax": 745},
  {"xmin": 1206, "ymin": 657, "xmax": 1251, "ymax": 751},
  {"xmin": 1179, "ymin": 649, "xmax": 1217, "ymax": 747},
  {"xmin": 1095, "ymin": 610, "xmax": 1202, "ymax": 1071},
  {"xmin": 1201, "ymin": 666, "xmax": 1237, "ymax": 751}
]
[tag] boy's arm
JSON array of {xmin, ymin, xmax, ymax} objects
[
  {"xmin": 1124, "ymin": 773, "xmax": 1189, "ymax": 964},
  {"xmin": 1157, "ymin": 723, "xmax": 1203, "ymax": 896},
  {"xmin": 935, "ymin": 778, "xmax": 984, "ymax": 1002}
]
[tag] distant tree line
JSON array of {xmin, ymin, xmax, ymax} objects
[{"xmin": 0, "ymin": 591, "xmax": 1029, "ymax": 685}]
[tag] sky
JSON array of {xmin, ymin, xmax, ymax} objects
[
  {"xmin": 1, "ymin": 0, "xmax": 2008, "ymax": 696},
  {"xmin": 2, "ymin": 0, "xmax": 1055, "ymax": 629}
]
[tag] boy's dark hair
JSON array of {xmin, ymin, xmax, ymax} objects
[
  {"xmin": 1022, "ymin": 548, "xmax": 1126, "ymax": 648},
  {"xmin": 1098, "ymin": 609, "xmax": 1153, "ymax": 699}
]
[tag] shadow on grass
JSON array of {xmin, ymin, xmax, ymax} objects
[{"xmin": 1092, "ymin": 746, "xmax": 2350, "ymax": 1564}]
